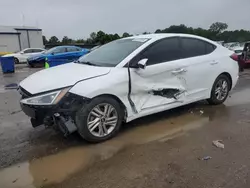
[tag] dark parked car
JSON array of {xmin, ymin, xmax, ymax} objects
[{"xmin": 231, "ymin": 42, "xmax": 250, "ymax": 71}]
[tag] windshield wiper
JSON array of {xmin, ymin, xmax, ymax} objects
[{"xmin": 74, "ymin": 60, "xmax": 97, "ymax": 66}]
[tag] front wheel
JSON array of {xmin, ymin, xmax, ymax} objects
[
  {"xmin": 207, "ymin": 75, "xmax": 231, "ymax": 105},
  {"xmin": 75, "ymin": 96, "xmax": 124, "ymax": 143},
  {"xmin": 14, "ymin": 58, "xmax": 19, "ymax": 64}
]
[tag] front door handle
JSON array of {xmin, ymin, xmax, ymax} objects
[
  {"xmin": 171, "ymin": 68, "xmax": 187, "ymax": 74},
  {"xmin": 210, "ymin": 61, "xmax": 219, "ymax": 65}
]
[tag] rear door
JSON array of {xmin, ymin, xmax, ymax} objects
[
  {"xmin": 179, "ymin": 37, "xmax": 217, "ymax": 100},
  {"xmin": 66, "ymin": 47, "xmax": 82, "ymax": 61},
  {"xmin": 130, "ymin": 37, "xmax": 189, "ymax": 111}
]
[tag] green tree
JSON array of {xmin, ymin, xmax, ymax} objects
[
  {"xmin": 75, "ymin": 39, "xmax": 85, "ymax": 43},
  {"xmin": 88, "ymin": 32, "xmax": 97, "ymax": 44},
  {"xmin": 45, "ymin": 22, "xmax": 250, "ymax": 45},
  {"xmin": 42, "ymin": 35, "xmax": 48, "ymax": 45},
  {"xmin": 155, "ymin": 29, "xmax": 162, "ymax": 33},
  {"xmin": 122, "ymin": 32, "xmax": 130, "ymax": 38},
  {"xmin": 96, "ymin": 31, "xmax": 106, "ymax": 44},
  {"xmin": 209, "ymin": 22, "xmax": 228, "ymax": 34},
  {"xmin": 49, "ymin": 36, "xmax": 60, "ymax": 44},
  {"xmin": 61, "ymin": 36, "xmax": 73, "ymax": 44}
]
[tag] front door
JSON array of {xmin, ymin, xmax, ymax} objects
[
  {"xmin": 49, "ymin": 47, "xmax": 67, "ymax": 60},
  {"xmin": 129, "ymin": 37, "xmax": 189, "ymax": 112}
]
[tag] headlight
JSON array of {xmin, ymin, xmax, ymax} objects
[{"xmin": 20, "ymin": 87, "xmax": 70, "ymax": 105}]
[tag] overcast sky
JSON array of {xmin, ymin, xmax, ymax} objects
[{"xmin": 0, "ymin": 0, "xmax": 249, "ymax": 39}]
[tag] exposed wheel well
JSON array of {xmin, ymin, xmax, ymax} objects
[
  {"xmin": 219, "ymin": 72, "xmax": 232, "ymax": 90},
  {"xmin": 93, "ymin": 94, "xmax": 128, "ymax": 121}
]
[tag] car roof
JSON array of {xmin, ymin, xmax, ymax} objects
[
  {"xmin": 232, "ymin": 46, "xmax": 243, "ymax": 50},
  {"xmin": 127, "ymin": 33, "xmax": 204, "ymax": 39},
  {"xmin": 125, "ymin": 33, "xmax": 217, "ymax": 45},
  {"xmin": 55, "ymin": 45, "xmax": 81, "ymax": 48},
  {"xmin": 23, "ymin": 48, "xmax": 45, "ymax": 50}
]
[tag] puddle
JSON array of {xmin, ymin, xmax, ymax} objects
[
  {"xmin": 4, "ymin": 83, "xmax": 18, "ymax": 90},
  {"xmin": 0, "ymin": 87, "xmax": 16, "ymax": 94},
  {"xmin": 0, "ymin": 112, "xmax": 210, "ymax": 188},
  {"xmin": 225, "ymin": 88, "xmax": 250, "ymax": 107},
  {"xmin": 0, "ymin": 163, "xmax": 34, "ymax": 188},
  {"xmin": 0, "ymin": 87, "xmax": 7, "ymax": 93}
]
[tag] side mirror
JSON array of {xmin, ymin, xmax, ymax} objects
[
  {"xmin": 51, "ymin": 52, "xmax": 55, "ymax": 55},
  {"xmin": 137, "ymin": 59, "xmax": 148, "ymax": 69}
]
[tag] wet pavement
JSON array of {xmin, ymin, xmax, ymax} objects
[{"xmin": 0, "ymin": 66, "xmax": 250, "ymax": 188}]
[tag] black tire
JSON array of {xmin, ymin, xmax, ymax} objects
[
  {"xmin": 14, "ymin": 58, "xmax": 19, "ymax": 64},
  {"xmin": 34, "ymin": 62, "xmax": 45, "ymax": 68},
  {"xmin": 75, "ymin": 96, "xmax": 124, "ymax": 143},
  {"xmin": 207, "ymin": 74, "xmax": 231, "ymax": 105},
  {"xmin": 28, "ymin": 63, "xmax": 34, "ymax": 68}
]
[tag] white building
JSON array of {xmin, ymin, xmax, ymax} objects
[{"xmin": 0, "ymin": 26, "xmax": 43, "ymax": 55}]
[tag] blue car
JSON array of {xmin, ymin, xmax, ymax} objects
[{"xmin": 27, "ymin": 46, "xmax": 89, "ymax": 67}]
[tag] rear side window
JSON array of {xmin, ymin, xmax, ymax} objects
[
  {"xmin": 32, "ymin": 49, "xmax": 44, "ymax": 53},
  {"xmin": 140, "ymin": 37, "xmax": 181, "ymax": 66},
  {"xmin": 181, "ymin": 38, "xmax": 215, "ymax": 58},
  {"xmin": 67, "ymin": 47, "xmax": 81, "ymax": 52}
]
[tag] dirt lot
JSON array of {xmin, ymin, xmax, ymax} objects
[{"xmin": 0, "ymin": 66, "xmax": 250, "ymax": 188}]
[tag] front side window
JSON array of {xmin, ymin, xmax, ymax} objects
[
  {"xmin": 78, "ymin": 38, "xmax": 148, "ymax": 67},
  {"xmin": 139, "ymin": 37, "xmax": 181, "ymax": 66}
]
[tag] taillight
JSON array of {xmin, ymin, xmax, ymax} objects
[{"xmin": 230, "ymin": 53, "xmax": 238, "ymax": 61}]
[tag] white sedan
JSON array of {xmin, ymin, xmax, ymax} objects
[
  {"xmin": 19, "ymin": 34, "xmax": 239, "ymax": 142},
  {"xmin": 3, "ymin": 48, "xmax": 45, "ymax": 64}
]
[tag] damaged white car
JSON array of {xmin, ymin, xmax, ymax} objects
[{"xmin": 19, "ymin": 34, "xmax": 239, "ymax": 142}]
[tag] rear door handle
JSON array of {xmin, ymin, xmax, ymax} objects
[{"xmin": 171, "ymin": 68, "xmax": 187, "ymax": 74}]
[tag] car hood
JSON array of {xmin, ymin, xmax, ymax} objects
[
  {"xmin": 232, "ymin": 46, "xmax": 243, "ymax": 51},
  {"xmin": 19, "ymin": 63, "xmax": 111, "ymax": 94}
]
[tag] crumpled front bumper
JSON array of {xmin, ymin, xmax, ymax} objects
[
  {"xmin": 27, "ymin": 58, "xmax": 45, "ymax": 66},
  {"xmin": 20, "ymin": 103, "xmax": 55, "ymax": 121},
  {"xmin": 19, "ymin": 86, "xmax": 87, "ymax": 129}
]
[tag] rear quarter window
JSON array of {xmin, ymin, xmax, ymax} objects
[{"xmin": 206, "ymin": 43, "xmax": 216, "ymax": 54}]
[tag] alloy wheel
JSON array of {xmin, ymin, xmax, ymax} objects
[
  {"xmin": 87, "ymin": 103, "xmax": 118, "ymax": 137},
  {"xmin": 215, "ymin": 79, "xmax": 228, "ymax": 101}
]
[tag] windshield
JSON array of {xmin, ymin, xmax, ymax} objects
[
  {"xmin": 78, "ymin": 38, "xmax": 148, "ymax": 67},
  {"xmin": 239, "ymin": 42, "xmax": 245, "ymax": 47}
]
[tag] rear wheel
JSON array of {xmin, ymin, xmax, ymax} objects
[
  {"xmin": 207, "ymin": 74, "xmax": 231, "ymax": 105},
  {"xmin": 75, "ymin": 96, "xmax": 124, "ymax": 143}
]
